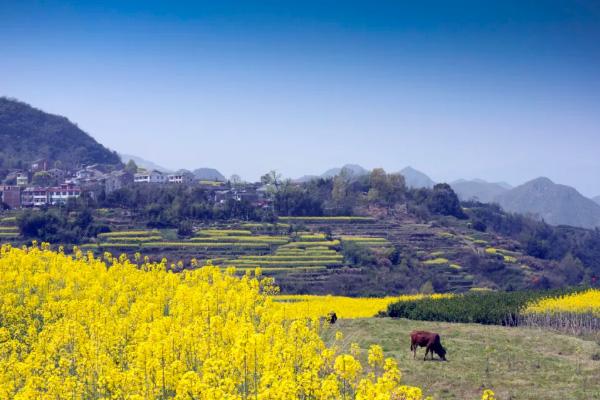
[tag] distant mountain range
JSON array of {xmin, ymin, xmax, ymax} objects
[
  {"xmin": 295, "ymin": 164, "xmax": 369, "ymax": 182},
  {"xmin": 494, "ymin": 177, "xmax": 600, "ymax": 229},
  {"xmin": 120, "ymin": 153, "xmax": 172, "ymax": 173},
  {"xmin": 5, "ymin": 97, "xmax": 600, "ymax": 229},
  {"xmin": 193, "ymin": 168, "xmax": 226, "ymax": 182},
  {"xmin": 119, "ymin": 155, "xmax": 226, "ymax": 181},
  {"xmin": 450, "ymin": 179, "xmax": 512, "ymax": 203},
  {"xmin": 321, "ymin": 164, "xmax": 369, "ymax": 179},
  {"xmin": 295, "ymin": 164, "xmax": 437, "ymax": 189},
  {"xmin": 400, "ymin": 166, "xmax": 435, "ymax": 189},
  {"xmin": 0, "ymin": 97, "xmax": 122, "ymax": 173}
]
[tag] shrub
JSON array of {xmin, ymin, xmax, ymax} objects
[{"xmin": 387, "ymin": 288, "xmax": 585, "ymax": 326}]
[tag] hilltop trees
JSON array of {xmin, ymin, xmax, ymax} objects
[
  {"xmin": 124, "ymin": 159, "xmax": 138, "ymax": 174},
  {"xmin": 367, "ymin": 168, "xmax": 406, "ymax": 207},
  {"xmin": 426, "ymin": 183, "xmax": 467, "ymax": 219}
]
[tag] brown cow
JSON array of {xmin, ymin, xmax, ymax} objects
[{"xmin": 410, "ymin": 331, "xmax": 447, "ymax": 361}]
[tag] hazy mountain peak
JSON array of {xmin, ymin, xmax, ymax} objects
[
  {"xmin": 494, "ymin": 177, "xmax": 600, "ymax": 228},
  {"xmin": 450, "ymin": 179, "xmax": 510, "ymax": 203},
  {"xmin": 193, "ymin": 168, "xmax": 226, "ymax": 181},
  {"xmin": 400, "ymin": 166, "xmax": 435, "ymax": 189},
  {"xmin": 528, "ymin": 176, "xmax": 555, "ymax": 187},
  {"xmin": 321, "ymin": 164, "xmax": 368, "ymax": 179},
  {"xmin": 594, "ymin": 196, "xmax": 600, "ymax": 206},
  {"xmin": 496, "ymin": 181, "xmax": 513, "ymax": 190},
  {"xmin": 120, "ymin": 153, "xmax": 172, "ymax": 173}
]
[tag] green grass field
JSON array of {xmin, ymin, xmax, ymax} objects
[{"xmin": 324, "ymin": 318, "xmax": 600, "ymax": 399}]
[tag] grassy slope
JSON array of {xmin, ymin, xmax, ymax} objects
[{"xmin": 324, "ymin": 318, "xmax": 600, "ymax": 400}]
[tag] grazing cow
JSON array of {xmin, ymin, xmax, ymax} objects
[{"xmin": 410, "ymin": 331, "xmax": 447, "ymax": 361}]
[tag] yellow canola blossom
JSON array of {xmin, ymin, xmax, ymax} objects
[
  {"xmin": 274, "ymin": 294, "xmax": 452, "ymax": 319},
  {"xmin": 525, "ymin": 289, "xmax": 600, "ymax": 316},
  {"xmin": 0, "ymin": 243, "xmax": 429, "ymax": 399}
]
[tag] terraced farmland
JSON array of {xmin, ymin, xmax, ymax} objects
[
  {"xmin": 0, "ymin": 216, "xmax": 19, "ymax": 241},
  {"xmin": 40, "ymin": 212, "xmax": 541, "ymax": 294}
]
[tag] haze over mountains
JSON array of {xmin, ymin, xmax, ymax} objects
[
  {"xmin": 3, "ymin": 97, "xmax": 600, "ymax": 229},
  {"xmin": 494, "ymin": 178, "xmax": 600, "ymax": 229},
  {"xmin": 400, "ymin": 166, "xmax": 435, "ymax": 189},
  {"xmin": 451, "ymin": 179, "xmax": 513, "ymax": 203},
  {"xmin": 120, "ymin": 154, "xmax": 172, "ymax": 173}
]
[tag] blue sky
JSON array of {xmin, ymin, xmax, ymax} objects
[{"xmin": 1, "ymin": 1, "xmax": 600, "ymax": 195}]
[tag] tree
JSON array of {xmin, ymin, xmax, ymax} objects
[
  {"xmin": 125, "ymin": 159, "xmax": 138, "ymax": 174},
  {"xmin": 32, "ymin": 171, "xmax": 53, "ymax": 186},
  {"xmin": 426, "ymin": 183, "xmax": 466, "ymax": 219},
  {"xmin": 260, "ymin": 170, "xmax": 282, "ymax": 188},
  {"xmin": 367, "ymin": 168, "xmax": 406, "ymax": 206},
  {"xmin": 229, "ymin": 174, "xmax": 242, "ymax": 186}
]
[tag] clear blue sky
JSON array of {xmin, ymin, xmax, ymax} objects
[{"xmin": 1, "ymin": 1, "xmax": 599, "ymax": 195}]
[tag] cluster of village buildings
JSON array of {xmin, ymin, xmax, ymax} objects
[{"xmin": 0, "ymin": 160, "xmax": 265, "ymax": 209}]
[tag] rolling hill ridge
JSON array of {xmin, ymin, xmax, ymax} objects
[{"xmin": 0, "ymin": 97, "xmax": 121, "ymax": 174}]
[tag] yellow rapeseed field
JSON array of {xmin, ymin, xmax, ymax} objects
[
  {"xmin": 0, "ymin": 243, "xmax": 493, "ymax": 399},
  {"xmin": 525, "ymin": 289, "xmax": 600, "ymax": 316},
  {"xmin": 274, "ymin": 294, "xmax": 452, "ymax": 320}
]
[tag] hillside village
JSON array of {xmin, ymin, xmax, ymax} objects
[{"xmin": 0, "ymin": 158, "xmax": 270, "ymax": 210}]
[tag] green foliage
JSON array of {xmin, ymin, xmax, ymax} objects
[
  {"xmin": 464, "ymin": 201, "xmax": 600, "ymax": 278},
  {"xmin": 387, "ymin": 288, "xmax": 584, "ymax": 325},
  {"xmin": 426, "ymin": 183, "xmax": 467, "ymax": 219},
  {"xmin": 17, "ymin": 208, "xmax": 108, "ymax": 244},
  {"xmin": 0, "ymin": 97, "xmax": 122, "ymax": 173}
]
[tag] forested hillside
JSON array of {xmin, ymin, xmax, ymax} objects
[{"xmin": 0, "ymin": 98, "xmax": 121, "ymax": 176}]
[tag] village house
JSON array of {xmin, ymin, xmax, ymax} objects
[
  {"xmin": 48, "ymin": 184, "xmax": 81, "ymax": 205},
  {"xmin": 134, "ymin": 170, "xmax": 167, "ymax": 184},
  {"xmin": 74, "ymin": 165, "xmax": 105, "ymax": 183},
  {"xmin": 21, "ymin": 187, "xmax": 49, "ymax": 207},
  {"xmin": 105, "ymin": 170, "xmax": 133, "ymax": 194},
  {"xmin": 47, "ymin": 168, "xmax": 66, "ymax": 182},
  {"xmin": 167, "ymin": 171, "xmax": 195, "ymax": 184},
  {"xmin": 0, "ymin": 186, "xmax": 21, "ymax": 209},
  {"xmin": 16, "ymin": 172, "xmax": 29, "ymax": 186},
  {"xmin": 21, "ymin": 184, "xmax": 81, "ymax": 207}
]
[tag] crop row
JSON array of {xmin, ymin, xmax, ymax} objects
[
  {"xmin": 188, "ymin": 236, "xmax": 288, "ymax": 244},
  {"xmin": 81, "ymin": 242, "xmax": 272, "ymax": 249},
  {"xmin": 387, "ymin": 288, "xmax": 586, "ymax": 326},
  {"xmin": 277, "ymin": 246, "xmax": 339, "ymax": 256},
  {"xmin": 104, "ymin": 236, "xmax": 164, "ymax": 242},
  {"xmin": 224, "ymin": 259, "xmax": 342, "ymax": 267},
  {"xmin": 0, "ymin": 232, "xmax": 19, "ymax": 238},
  {"xmin": 0, "ymin": 217, "xmax": 17, "ymax": 225},
  {"xmin": 274, "ymin": 294, "xmax": 451, "ymax": 319},
  {"xmin": 280, "ymin": 240, "xmax": 340, "ymax": 248},
  {"xmin": 98, "ymin": 230, "xmax": 160, "ymax": 238},
  {"xmin": 230, "ymin": 266, "xmax": 327, "ymax": 273},
  {"xmin": 240, "ymin": 223, "xmax": 290, "ymax": 229},
  {"xmin": 278, "ymin": 216, "xmax": 375, "ymax": 222},
  {"xmin": 195, "ymin": 229, "xmax": 253, "ymax": 236},
  {"xmin": 237, "ymin": 255, "xmax": 343, "ymax": 261}
]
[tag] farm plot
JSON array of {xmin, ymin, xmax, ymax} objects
[
  {"xmin": 0, "ymin": 217, "xmax": 19, "ymax": 241},
  {"xmin": 522, "ymin": 289, "xmax": 600, "ymax": 335},
  {"xmin": 221, "ymin": 231, "xmax": 344, "ymax": 273}
]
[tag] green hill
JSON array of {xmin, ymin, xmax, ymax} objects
[{"xmin": 0, "ymin": 97, "xmax": 122, "ymax": 175}]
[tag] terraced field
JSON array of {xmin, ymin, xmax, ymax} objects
[
  {"xmin": 2, "ymin": 209, "xmax": 542, "ymax": 294},
  {"xmin": 275, "ymin": 214, "xmax": 533, "ymax": 293},
  {"xmin": 0, "ymin": 216, "xmax": 19, "ymax": 242}
]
